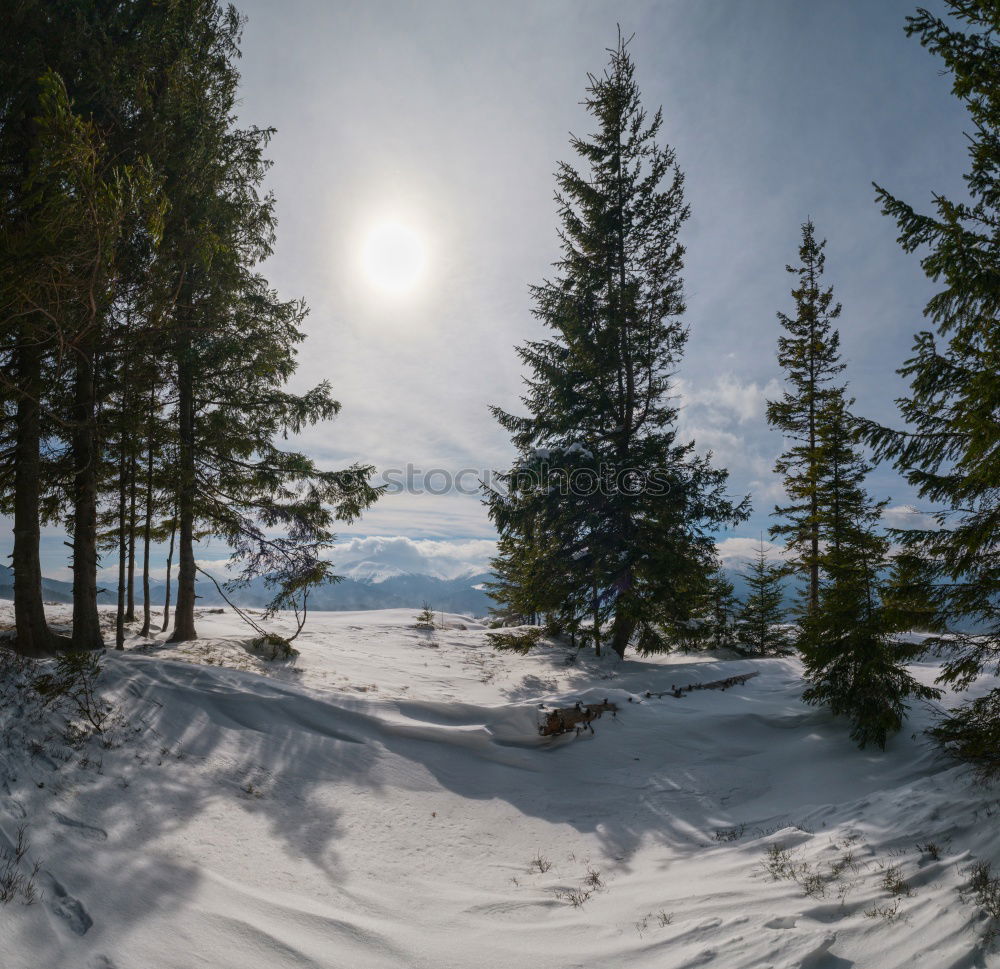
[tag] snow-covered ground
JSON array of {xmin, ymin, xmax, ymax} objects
[{"xmin": 1, "ymin": 602, "xmax": 998, "ymax": 969}]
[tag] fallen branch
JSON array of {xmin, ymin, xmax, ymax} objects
[
  {"xmin": 538, "ymin": 699, "xmax": 619, "ymax": 737},
  {"xmin": 632, "ymin": 670, "xmax": 760, "ymax": 701}
]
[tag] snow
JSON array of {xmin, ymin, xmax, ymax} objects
[{"xmin": 1, "ymin": 601, "xmax": 999, "ymax": 969}]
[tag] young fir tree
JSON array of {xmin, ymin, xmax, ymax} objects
[
  {"xmin": 673, "ymin": 561, "xmax": 738, "ymax": 651},
  {"xmin": 801, "ymin": 397, "xmax": 939, "ymax": 749},
  {"xmin": 857, "ymin": 2, "xmax": 1000, "ymax": 773},
  {"xmin": 767, "ymin": 220, "xmax": 846, "ymax": 617},
  {"xmin": 415, "ymin": 603, "xmax": 436, "ymax": 629},
  {"xmin": 486, "ymin": 34, "xmax": 747, "ymax": 658},
  {"xmin": 735, "ymin": 541, "xmax": 788, "ymax": 657}
]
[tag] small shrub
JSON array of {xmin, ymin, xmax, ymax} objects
[
  {"xmin": 864, "ymin": 898, "xmax": 902, "ymax": 922},
  {"xmin": 761, "ymin": 843, "xmax": 804, "ymax": 882},
  {"xmin": 880, "ymin": 864, "xmax": 914, "ymax": 898},
  {"xmin": 556, "ymin": 887, "xmax": 592, "ymax": 908},
  {"xmin": 247, "ymin": 633, "xmax": 299, "ymax": 661},
  {"xmin": 916, "ymin": 841, "xmax": 942, "ymax": 862},
  {"xmin": 529, "ymin": 853, "xmax": 552, "ymax": 874},
  {"xmin": 963, "ymin": 859, "xmax": 1000, "ymax": 944},
  {"xmin": 0, "ymin": 824, "xmax": 40, "ymax": 906},
  {"xmin": 33, "ymin": 650, "xmax": 112, "ymax": 733},
  {"xmin": 583, "ymin": 866, "xmax": 603, "ymax": 890},
  {"xmin": 486, "ymin": 627, "xmax": 543, "ymax": 654}
]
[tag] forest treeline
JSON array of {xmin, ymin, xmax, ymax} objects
[
  {"xmin": 485, "ymin": 5, "xmax": 999, "ymax": 761},
  {"xmin": 0, "ymin": 1, "xmax": 380, "ymax": 656}
]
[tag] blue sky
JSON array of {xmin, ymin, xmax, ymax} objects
[{"xmin": 19, "ymin": 0, "xmax": 972, "ymax": 581}]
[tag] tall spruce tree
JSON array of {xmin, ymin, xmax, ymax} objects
[
  {"xmin": 487, "ymin": 34, "xmax": 747, "ymax": 658},
  {"xmin": 767, "ymin": 220, "xmax": 846, "ymax": 616},
  {"xmin": 735, "ymin": 541, "xmax": 788, "ymax": 657},
  {"xmin": 858, "ymin": 2, "xmax": 1000, "ymax": 772},
  {"xmin": 802, "ymin": 396, "xmax": 938, "ymax": 749}
]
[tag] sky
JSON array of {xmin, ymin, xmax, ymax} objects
[{"xmin": 21, "ymin": 0, "xmax": 973, "ymax": 582}]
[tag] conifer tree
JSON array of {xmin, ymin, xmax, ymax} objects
[
  {"xmin": 487, "ymin": 34, "xmax": 747, "ymax": 657},
  {"xmin": 767, "ymin": 220, "xmax": 846, "ymax": 616},
  {"xmin": 801, "ymin": 397, "xmax": 938, "ymax": 748},
  {"xmin": 736, "ymin": 541, "xmax": 788, "ymax": 657},
  {"xmin": 858, "ymin": 1, "xmax": 1000, "ymax": 771}
]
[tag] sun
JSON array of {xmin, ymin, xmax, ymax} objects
[{"xmin": 360, "ymin": 220, "xmax": 428, "ymax": 296}]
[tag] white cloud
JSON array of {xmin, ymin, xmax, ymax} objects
[
  {"xmin": 715, "ymin": 536, "xmax": 790, "ymax": 566},
  {"xmin": 327, "ymin": 535, "xmax": 497, "ymax": 581},
  {"xmin": 678, "ymin": 374, "xmax": 782, "ymax": 425},
  {"xmin": 881, "ymin": 504, "xmax": 937, "ymax": 530}
]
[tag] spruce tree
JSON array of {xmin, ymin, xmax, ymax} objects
[
  {"xmin": 767, "ymin": 220, "xmax": 846, "ymax": 616},
  {"xmin": 487, "ymin": 34, "xmax": 747, "ymax": 658},
  {"xmin": 736, "ymin": 541, "xmax": 788, "ymax": 657},
  {"xmin": 801, "ymin": 397, "xmax": 938, "ymax": 749},
  {"xmin": 858, "ymin": 1, "xmax": 1000, "ymax": 771}
]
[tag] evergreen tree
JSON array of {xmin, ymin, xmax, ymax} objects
[
  {"xmin": 487, "ymin": 34, "xmax": 747, "ymax": 658},
  {"xmin": 858, "ymin": 1, "xmax": 1000, "ymax": 771},
  {"xmin": 801, "ymin": 397, "xmax": 938, "ymax": 748},
  {"xmin": 881, "ymin": 549, "xmax": 946, "ymax": 636},
  {"xmin": 671, "ymin": 561, "xmax": 738, "ymax": 651},
  {"xmin": 735, "ymin": 541, "xmax": 788, "ymax": 657},
  {"xmin": 767, "ymin": 220, "xmax": 846, "ymax": 616},
  {"xmin": 1, "ymin": 1, "xmax": 379, "ymax": 654}
]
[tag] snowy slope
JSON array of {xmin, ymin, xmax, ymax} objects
[{"xmin": 1, "ymin": 603, "xmax": 998, "ymax": 969}]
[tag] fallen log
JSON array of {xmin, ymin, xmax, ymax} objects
[
  {"xmin": 538, "ymin": 699, "xmax": 619, "ymax": 737},
  {"xmin": 631, "ymin": 670, "xmax": 760, "ymax": 701}
]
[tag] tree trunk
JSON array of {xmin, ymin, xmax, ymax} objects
[
  {"xmin": 70, "ymin": 346, "xmax": 104, "ymax": 650},
  {"xmin": 591, "ymin": 573, "xmax": 601, "ymax": 657},
  {"xmin": 11, "ymin": 331, "xmax": 52, "ymax": 657},
  {"xmin": 161, "ymin": 501, "xmax": 176, "ymax": 632},
  {"xmin": 170, "ymin": 345, "xmax": 198, "ymax": 642},
  {"xmin": 610, "ymin": 607, "xmax": 635, "ymax": 660},
  {"xmin": 125, "ymin": 452, "xmax": 137, "ymax": 622},
  {"xmin": 140, "ymin": 422, "xmax": 154, "ymax": 637},
  {"xmin": 115, "ymin": 438, "xmax": 127, "ymax": 650}
]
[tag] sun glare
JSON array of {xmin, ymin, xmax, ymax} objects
[{"xmin": 360, "ymin": 220, "xmax": 428, "ymax": 296}]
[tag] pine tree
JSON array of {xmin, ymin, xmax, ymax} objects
[
  {"xmin": 673, "ymin": 561, "xmax": 738, "ymax": 651},
  {"xmin": 857, "ymin": 1, "xmax": 1000, "ymax": 772},
  {"xmin": 767, "ymin": 220, "xmax": 846, "ymax": 616},
  {"xmin": 487, "ymin": 33, "xmax": 747, "ymax": 658},
  {"xmin": 415, "ymin": 603, "xmax": 436, "ymax": 629},
  {"xmin": 801, "ymin": 397, "xmax": 939, "ymax": 749},
  {"xmin": 735, "ymin": 541, "xmax": 788, "ymax": 657},
  {"xmin": 881, "ymin": 549, "xmax": 946, "ymax": 636}
]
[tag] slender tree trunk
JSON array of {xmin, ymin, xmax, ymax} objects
[
  {"xmin": 115, "ymin": 440, "xmax": 127, "ymax": 650},
  {"xmin": 161, "ymin": 501, "xmax": 176, "ymax": 632},
  {"xmin": 140, "ymin": 407, "xmax": 154, "ymax": 637},
  {"xmin": 591, "ymin": 573, "xmax": 601, "ymax": 657},
  {"xmin": 170, "ymin": 344, "xmax": 198, "ymax": 642},
  {"xmin": 71, "ymin": 345, "xmax": 104, "ymax": 650},
  {"xmin": 610, "ymin": 607, "xmax": 635, "ymax": 660},
  {"xmin": 125, "ymin": 452, "xmax": 137, "ymax": 622},
  {"xmin": 11, "ymin": 331, "xmax": 52, "ymax": 657}
]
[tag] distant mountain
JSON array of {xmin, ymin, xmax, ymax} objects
[
  {"xmin": 0, "ymin": 565, "xmax": 75, "ymax": 604},
  {"xmin": 0, "ymin": 565, "xmax": 495, "ymax": 618}
]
